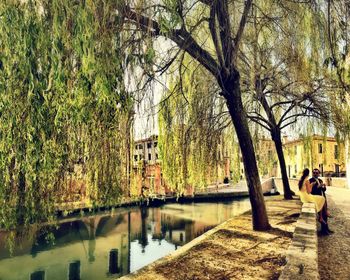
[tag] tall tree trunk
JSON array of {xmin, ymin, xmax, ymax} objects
[
  {"xmin": 17, "ymin": 170, "xmax": 26, "ymax": 225},
  {"xmin": 271, "ymin": 128, "xmax": 294, "ymax": 199},
  {"xmin": 125, "ymin": 123, "xmax": 131, "ymax": 198},
  {"xmin": 223, "ymin": 72, "xmax": 270, "ymax": 231},
  {"xmin": 346, "ymin": 138, "xmax": 350, "ymax": 189},
  {"xmin": 257, "ymin": 91, "xmax": 294, "ymax": 199}
]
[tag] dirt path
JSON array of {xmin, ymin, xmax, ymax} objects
[
  {"xmin": 318, "ymin": 188, "xmax": 350, "ymax": 280},
  {"xmin": 122, "ymin": 197, "xmax": 301, "ymax": 280}
]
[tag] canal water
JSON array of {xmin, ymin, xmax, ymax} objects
[{"xmin": 0, "ymin": 198, "xmax": 251, "ymax": 280}]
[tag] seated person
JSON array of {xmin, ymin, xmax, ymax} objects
[
  {"xmin": 299, "ymin": 168, "xmax": 332, "ymax": 234},
  {"xmin": 310, "ymin": 168, "xmax": 331, "ymax": 218}
]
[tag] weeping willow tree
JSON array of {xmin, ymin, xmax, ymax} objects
[
  {"xmin": 159, "ymin": 55, "xmax": 231, "ymax": 194},
  {"xmin": 330, "ymin": 94, "xmax": 350, "ymax": 186},
  {"xmin": 320, "ymin": 0, "xmax": 350, "ymax": 187},
  {"xmin": 0, "ymin": 0, "xmax": 135, "ymax": 229},
  {"xmin": 119, "ymin": 0, "xmax": 272, "ymax": 231},
  {"xmin": 239, "ymin": 0, "xmax": 330, "ymax": 198}
]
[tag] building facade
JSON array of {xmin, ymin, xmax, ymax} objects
[
  {"xmin": 282, "ymin": 135, "xmax": 346, "ymax": 178},
  {"xmin": 237, "ymin": 135, "xmax": 346, "ymax": 180},
  {"xmin": 132, "ymin": 135, "xmax": 231, "ymax": 196},
  {"xmin": 132, "ymin": 135, "xmax": 163, "ymax": 196}
]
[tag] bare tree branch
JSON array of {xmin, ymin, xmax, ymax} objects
[
  {"xmin": 209, "ymin": 4, "xmax": 224, "ymax": 68},
  {"xmin": 233, "ymin": 0, "xmax": 253, "ymax": 61},
  {"xmin": 121, "ymin": 5, "xmax": 220, "ymax": 77},
  {"xmin": 215, "ymin": 1, "xmax": 234, "ymax": 70},
  {"xmin": 247, "ymin": 115, "xmax": 272, "ymax": 131}
]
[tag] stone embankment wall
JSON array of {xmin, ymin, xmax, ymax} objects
[{"xmin": 279, "ymin": 202, "xmax": 319, "ymax": 280}]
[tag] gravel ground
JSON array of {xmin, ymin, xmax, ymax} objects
[{"xmin": 318, "ymin": 193, "xmax": 350, "ymax": 280}]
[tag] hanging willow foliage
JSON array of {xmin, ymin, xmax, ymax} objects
[
  {"xmin": 158, "ymin": 55, "xmax": 234, "ymax": 194},
  {"xmin": 0, "ymin": 0, "xmax": 135, "ymax": 229}
]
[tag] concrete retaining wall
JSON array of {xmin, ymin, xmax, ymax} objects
[
  {"xmin": 274, "ymin": 176, "xmax": 347, "ymax": 190},
  {"xmin": 320, "ymin": 177, "xmax": 347, "ymax": 188},
  {"xmin": 273, "ymin": 178, "xmax": 299, "ymax": 194},
  {"xmin": 279, "ymin": 202, "xmax": 319, "ymax": 280}
]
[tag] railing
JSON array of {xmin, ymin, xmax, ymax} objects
[{"xmin": 196, "ymin": 183, "xmax": 231, "ymax": 193}]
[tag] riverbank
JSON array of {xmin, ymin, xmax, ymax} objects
[
  {"xmin": 55, "ymin": 190, "xmax": 252, "ymax": 218},
  {"xmin": 120, "ymin": 196, "xmax": 301, "ymax": 280},
  {"xmin": 55, "ymin": 178, "xmax": 286, "ymax": 219}
]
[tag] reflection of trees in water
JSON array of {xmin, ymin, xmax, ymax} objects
[
  {"xmin": 1, "ymin": 204, "xmax": 229, "ymax": 279},
  {"xmin": 29, "ymin": 221, "xmax": 89, "ymax": 257},
  {"xmin": 88, "ymin": 217, "xmax": 96, "ymax": 263},
  {"xmin": 3, "ymin": 207, "xmax": 216, "ymax": 257},
  {"xmin": 2, "ymin": 215, "xmax": 124, "ymax": 259},
  {"xmin": 140, "ymin": 207, "xmax": 149, "ymax": 251}
]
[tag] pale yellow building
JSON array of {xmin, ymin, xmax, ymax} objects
[{"xmin": 282, "ymin": 135, "xmax": 346, "ymax": 178}]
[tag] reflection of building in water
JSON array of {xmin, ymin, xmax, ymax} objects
[
  {"xmin": 0, "ymin": 212, "xmax": 131, "ymax": 280},
  {"xmin": 0, "ymin": 202, "xmax": 246, "ymax": 280}
]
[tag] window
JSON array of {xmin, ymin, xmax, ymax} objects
[
  {"xmin": 156, "ymin": 153, "xmax": 159, "ymax": 159},
  {"xmin": 319, "ymin": 164, "xmax": 323, "ymax": 176},
  {"xmin": 139, "ymin": 144, "xmax": 143, "ymax": 149},
  {"xmin": 154, "ymin": 141, "xmax": 158, "ymax": 147},
  {"xmin": 135, "ymin": 145, "xmax": 138, "ymax": 150},
  {"xmin": 148, "ymin": 153, "xmax": 152, "ymax": 161},
  {"xmin": 147, "ymin": 142, "xmax": 152, "ymax": 149},
  {"xmin": 318, "ymin": 143, "xmax": 323, "ymax": 153},
  {"xmin": 134, "ymin": 155, "xmax": 138, "ymax": 161},
  {"xmin": 334, "ymin": 145, "xmax": 339, "ymax": 159},
  {"xmin": 335, "ymin": 164, "xmax": 340, "ymax": 176}
]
